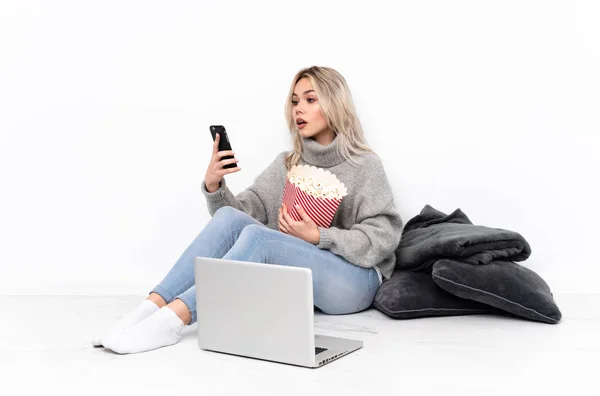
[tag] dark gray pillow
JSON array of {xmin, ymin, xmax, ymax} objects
[
  {"xmin": 373, "ymin": 270, "xmax": 494, "ymax": 319},
  {"xmin": 432, "ymin": 259, "xmax": 562, "ymax": 324}
]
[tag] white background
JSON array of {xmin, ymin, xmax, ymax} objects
[{"xmin": 1, "ymin": 0, "xmax": 598, "ymax": 295}]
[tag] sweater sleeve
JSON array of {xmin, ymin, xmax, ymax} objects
[
  {"xmin": 317, "ymin": 200, "xmax": 403, "ymax": 268},
  {"xmin": 201, "ymin": 152, "xmax": 287, "ymax": 224},
  {"xmin": 316, "ymin": 159, "xmax": 404, "ymax": 268}
]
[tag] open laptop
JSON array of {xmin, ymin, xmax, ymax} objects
[{"xmin": 194, "ymin": 257, "xmax": 363, "ymax": 368}]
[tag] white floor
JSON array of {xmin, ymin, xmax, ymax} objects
[{"xmin": 1, "ymin": 294, "xmax": 598, "ymax": 396}]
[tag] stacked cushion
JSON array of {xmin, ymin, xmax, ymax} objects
[{"xmin": 373, "ymin": 205, "xmax": 561, "ymax": 324}]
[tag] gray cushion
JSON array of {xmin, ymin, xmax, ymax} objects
[
  {"xmin": 395, "ymin": 205, "xmax": 532, "ymax": 273},
  {"xmin": 373, "ymin": 270, "xmax": 494, "ymax": 319},
  {"xmin": 432, "ymin": 259, "xmax": 562, "ymax": 324}
]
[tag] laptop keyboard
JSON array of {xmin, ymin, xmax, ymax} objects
[{"xmin": 315, "ymin": 347, "xmax": 328, "ymax": 355}]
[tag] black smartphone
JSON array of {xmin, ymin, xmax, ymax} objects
[{"xmin": 210, "ymin": 125, "xmax": 237, "ymax": 169}]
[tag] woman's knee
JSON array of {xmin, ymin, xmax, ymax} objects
[
  {"xmin": 237, "ymin": 223, "xmax": 270, "ymax": 241},
  {"xmin": 214, "ymin": 206, "xmax": 243, "ymax": 219},
  {"xmin": 222, "ymin": 224, "xmax": 271, "ymax": 261},
  {"xmin": 213, "ymin": 206, "xmax": 258, "ymax": 226}
]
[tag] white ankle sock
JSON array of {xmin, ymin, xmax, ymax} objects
[
  {"xmin": 92, "ymin": 299, "xmax": 160, "ymax": 347},
  {"xmin": 105, "ymin": 306, "xmax": 185, "ymax": 354}
]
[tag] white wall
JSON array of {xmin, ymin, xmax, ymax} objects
[{"xmin": 1, "ymin": 0, "xmax": 598, "ymax": 295}]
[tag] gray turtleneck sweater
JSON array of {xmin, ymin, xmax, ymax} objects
[{"xmin": 201, "ymin": 136, "xmax": 404, "ymax": 281}]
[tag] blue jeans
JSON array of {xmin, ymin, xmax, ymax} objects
[{"xmin": 150, "ymin": 206, "xmax": 381, "ymax": 325}]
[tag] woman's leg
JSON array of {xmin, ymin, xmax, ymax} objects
[
  {"xmin": 149, "ymin": 206, "xmax": 265, "ymax": 306},
  {"xmin": 96, "ymin": 206, "xmax": 264, "ymax": 347},
  {"xmin": 104, "ymin": 222, "xmax": 380, "ymax": 354},
  {"xmin": 176, "ymin": 224, "xmax": 381, "ymax": 325}
]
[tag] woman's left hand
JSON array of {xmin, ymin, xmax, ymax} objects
[{"xmin": 278, "ymin": 203, "xmax": 320, "ymax": 245}]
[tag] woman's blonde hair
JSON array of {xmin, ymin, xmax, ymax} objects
[{"xmin": 284, "ymin": 66, "xmax": 373, "ymax": 170}]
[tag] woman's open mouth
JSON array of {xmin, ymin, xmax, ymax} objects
[{"xmin": 297, "ymin": 119, "xmax": 308, "ymax": 129}]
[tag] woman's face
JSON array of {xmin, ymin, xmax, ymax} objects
[{"xmin": 292, "ymin": 78, "xmax": 335, "ymax": 144}]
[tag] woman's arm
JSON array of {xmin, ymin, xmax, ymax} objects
[
  {"xmin": 316, "ymin": 156, "xmax": 403, "ymax": 268},
  {"xmin": 201, "ymin": 151, "xmax": 287, "ymax": 224},
  {"xmin": 317, "ymin": 199, "xmax": 403, "ymax": 268}
]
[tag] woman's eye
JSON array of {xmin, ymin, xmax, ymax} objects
[{"xmin": 291, "ymin": 98, "xmax": 315, "ymax": 105}]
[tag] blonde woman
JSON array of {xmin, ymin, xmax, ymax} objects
[{"xmin": 93, "ymin": 66, "xmax": 403, "ymax": 354}]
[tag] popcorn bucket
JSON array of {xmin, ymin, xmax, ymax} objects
[{"xmin": 281, "ymin": 165, "xmax": 348, "ymax": 229}]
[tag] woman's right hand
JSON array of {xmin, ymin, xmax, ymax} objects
[{"xmin": 204, "ymin": 133, "xmax": 241, "ymax": 192}]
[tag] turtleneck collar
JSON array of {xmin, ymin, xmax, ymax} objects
[{"xmin": 301, "ymin": 136, "xmax": 346, "ymax": 168}]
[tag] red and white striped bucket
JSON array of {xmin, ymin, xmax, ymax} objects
[{"xmin": 281, "ymin": 179, "xmax": 342, "ymax": 228}]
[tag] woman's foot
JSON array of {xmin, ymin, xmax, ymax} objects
[
  {"xmin": 104, "ymin": 306, "xmax": 185, "ymax": 354},
  {"xmin": 91, "ymin": 294, "xmax": 165, "ymax": 348}
]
